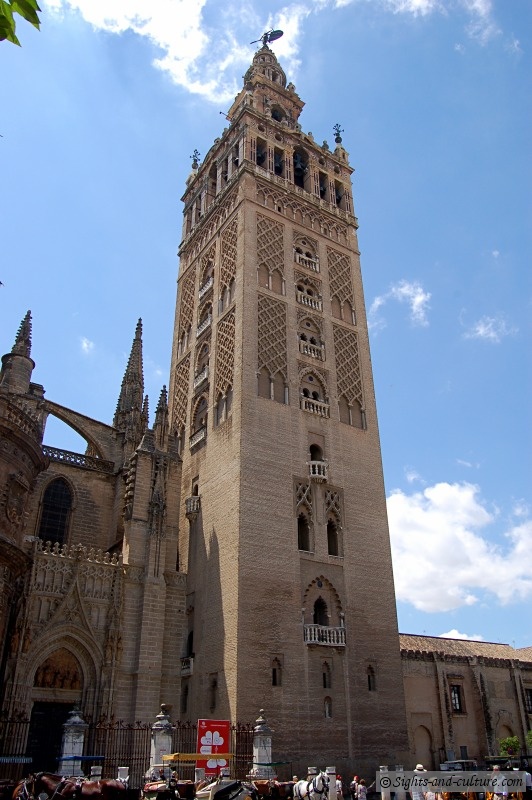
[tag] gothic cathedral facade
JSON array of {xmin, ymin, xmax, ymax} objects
[{"xmin": 0, "ymin": 44, "xmax": 409, "ymax": 775}]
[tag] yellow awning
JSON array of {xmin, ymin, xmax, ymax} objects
[{"xmin": 162, "ymin": 753, "xmax": 234, "ymax": 762}]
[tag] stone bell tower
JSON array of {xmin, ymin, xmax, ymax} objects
[{"xmin": 168, "ymin": 42, "xmax": 408, "ymax": 774}]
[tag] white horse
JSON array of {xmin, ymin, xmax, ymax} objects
[{"xmin": 294, "ymin": 773, "xmax": 329, "ymax": 800}]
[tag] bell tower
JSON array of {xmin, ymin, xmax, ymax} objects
[{"xmin": 169, "ymin": 42, "xmax": 408, "ymax": 773}]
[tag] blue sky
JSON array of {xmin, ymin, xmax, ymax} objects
[{"xmin": 1, "ymin": 0, "xmax": 530, "ymax": 647}]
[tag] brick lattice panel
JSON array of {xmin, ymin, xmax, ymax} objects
[
  {"xmin": 257, "ymin": 294, "xmax": 287, "ymax": 379},
  {"xmin": 327, "ymin": 247, "xmax": 355, "ymax": 308},
  {"xmin": 171, "ymin": 354, "xmax": 190, "ymax": 431},
  {"xmin": 215, "ymin": 311, "xmax": 235, "ymax": 396},
  {"xmin": 333, "ymin": 325, "xmax": 363, "ymax": 406},
  {"xmin": 220, "ymin": 216, "xmax": 238, "ymax": 289},
  {"xmin": 257, "ymin": 214, "xmax": 285, "ymax": 278},
  {"xmin": 177, "ymin": 266, "xmax": 196, "ymax": 339}
]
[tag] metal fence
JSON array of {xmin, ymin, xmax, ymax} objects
[{"xmin": 0, "ymin": 718, "xmax": 254, "ymax": 789}]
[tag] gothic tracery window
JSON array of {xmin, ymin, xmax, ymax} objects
[{"xmin": 38, "ymin": 477, "xmax": 73, "ymax": 545}]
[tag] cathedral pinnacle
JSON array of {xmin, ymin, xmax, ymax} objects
[
  {"xmin": 113, "ymin": 319, "xmax": 147, "ymax": 453},
  {"xmin": 12, "ymin": 310, "xmax": 32, "ymax": 357}
]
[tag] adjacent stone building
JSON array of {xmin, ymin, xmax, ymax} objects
[{"xmin": 400, "ymin": 634, "xmax": 532, "ymax": 767}]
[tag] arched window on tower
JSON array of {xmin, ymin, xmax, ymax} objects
[
  {"xmin": 322, "ymin": 662, "xmax": 332, "ymax": 689},
  {"xmin": 209, "ymin": 673, "xmax": 218, "ymax": 712},
  {"xmin": 367, "ymin": 665, "xmax": 377, "ymax": 691},
  {"xmin": 324, "ymin": 697, "xmax": 332, "ymax": 718},
  {"xmin": 38, "ymin": 477, "xmax": 73, "ymax": 546},
  {"xmin": 327, "ymin": 519, "xmax": 339, "ymax": 556},
  {"xmin": 180, "ymin": 680, "xmax": 189, "ymax": 714},
  {"xmin": 271, "ymin": 658, "xmax": 282, "ymax": 686},
  {"xmin": 297, "ymin": 513, "xmax": 310, "ymax": 552},
  {"xmin": 313, "ymin": 597, "xmax": 328, "ymax": 626}
]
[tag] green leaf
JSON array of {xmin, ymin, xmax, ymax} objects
[
  {"xmin": 0, "ymin": 3, "xmax": 20, "ymax": 44},
  {"xmin": 11, "ymin": 0, "xmax": 41, "ymax": 29}
]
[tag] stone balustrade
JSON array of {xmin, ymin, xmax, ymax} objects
[
  {"xmin": 43, "ymin": 445, "xmax": 115, "ymax": 474},
  {"xmin": 295, "ymin": 252, "xmax": 320, "ymax": 272},
  {"xmin": 185, "ymin": 496, "xmax": 201, "ymax": 520},
  {"xmin": 181, "ymin": 656, "xmax": 194, "ymax": 676},
  {"xmin": 300, "ymin": 396, "xmax": 330, "ymax": 417},
  {"xmin": 193, "ymin": 365, "xmax": 209, "ymax": 389},
  {"xmin": 296, "ymin": 291, "xmax": 323, "ymax": 311},
  {"xmin": 199, "ymin": 275, "xmax": 213, "ymax": 299},
  {"xmin": 196, "ymin": 314, "xmax": 212, "ymax": 338},
  {"xmin": 304, "ymin": 624, "xmax": 346, "ymax": 647},
  {"xmin": 308, "ymin": 460, "xmax": 328, "ymax": 482},
  {"xmin": 189, "ymin": 427, "xmax": 206, "ymax": 448},
  {"xmin": 299, "ymin": 341, "xmax": 325, "ymax": 360}
]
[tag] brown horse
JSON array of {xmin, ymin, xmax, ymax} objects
[{"xmin": 14, "ymin": 773, "xmax": 127, "ymax": 800}]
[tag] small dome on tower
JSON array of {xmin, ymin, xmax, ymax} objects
[{"xmin": 244, "ymin": 45, "xmax": 287, "ymax": 88}]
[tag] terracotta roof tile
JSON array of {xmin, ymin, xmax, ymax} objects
[{"xmin": 399, "ymin": 633, "xmax": 532, "ymax": 662}]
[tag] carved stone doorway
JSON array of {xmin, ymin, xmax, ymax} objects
[{"xmin": 27, "ymin": 701, "xmax": 74, "ymax": 773}]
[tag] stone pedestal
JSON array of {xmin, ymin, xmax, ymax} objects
[
  {"xmin": 58, "ymin": 709, "xmax": 88, "ymax": 777},
  {"xmin": 327, "ymin": 766, "xmax": 337, "ymax": 800},
  {"xmin": 150, "ymin": 705, "xmax": 173, "ymax": 772},
  {"xmin": 249, "ymin": 710, "xmax": 275, "ymax": 779}
]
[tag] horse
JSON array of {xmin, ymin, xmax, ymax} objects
[
  {"xmin": 14, "ymin": 773, "xmax": 128, "ymax": 800},
  {"xmin": 293, "ymin": 773, "xmax": 329, "ymax": 800}
]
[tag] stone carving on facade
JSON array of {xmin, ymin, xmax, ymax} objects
[
  {"xmin": 4, "ymin": 472, "xmax": 30, "ymax": 526},
  {"xmin": 296, "ymin": 481, "xmax": 313, "ymax": 522}
]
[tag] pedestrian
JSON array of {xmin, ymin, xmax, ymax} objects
[
  {"xmin": 491, "ymin": 764, "xmax": 508, "ymax": 800},
  {"xmin": 411, "ymin": 764, "xmax": 426, "ymax": 800},
  {"xmin": 350, "ymin": 776, "xmax": 359, "ymax": 800},
  {"xmin": 336, "ymin": 775, "xmax": 343, "ymax": 799},
  {"xmin": 523, "ymin": 766, "xmax": 532, "ymax": 800},
  {"xmin": 357, "ymin": 779, "xmax": 368, "ymax": 800}
]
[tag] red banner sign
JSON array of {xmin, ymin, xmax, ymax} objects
[{"xmin": 196, "ymin": 719, "xmax": 231, "ymax": 776}]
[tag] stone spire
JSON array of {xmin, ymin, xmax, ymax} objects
[
  {"xmin": 153, "ymin": 386, "xmax": 168, "ymax": 450},
  {"xmin": 0, "ymin": 310, "xmax": 35, "ymax": 394},
  {"xmin": 113, "ymin": 319, "xmax": 147, "ymax": 453},
  {"xmin": 12, "ymin": 311, "xmax": 32, "ymax": 357}
]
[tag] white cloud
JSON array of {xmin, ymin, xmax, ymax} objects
[
  {"xmin": 388, "ymin": 481, "xmax": 532, "ymax": 612},
  {"xmin": 463, "ymin": 314, "xmax": 518, "ymax": 343},
  {"xmin": 43, "ymin": 0, "xmax": 504, "ymax": 102},
  {"xmin": 369, "ymin": 280, "xmax": 431, "ymax": 330},
  {"xmin": 80, "ymin": 336, "xmax": 94, "ymax": 354},
  {"xmin": 439, "ymin": 628, "xmax": 484, "ymax": 641}
]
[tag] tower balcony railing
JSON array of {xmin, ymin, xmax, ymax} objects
[
  {"xmin": 299, "ymin": 341, "xmax": 325, "ymax": 361},
  {"xmin": 296, "ymin": 291, "xmax": 323, "ymax": 312},
  {"xmin": 300, "ymin": 396, "xmax": 330, "ymax": 418},
  {"xmin": 185, "ymin": 496, "xmax": 201, "ymax": 520},
  {"xmin": 294, "ymin": 252, "xmax": 320, "ymax": 272},
  {"xmin": 199, "ymin": 275, "xmax": 213, "ymax": 300},
  {"xmin": 308, "ymin": 460, "xmax": 328, "ymax": 483},
  {"xmin": 196, "ymin": 314, "xmax": 212, "ymax": 338},
  {"xmin": 193, "ymin": 364, "xmax": 209, "ymax": 389},
  {"xmin": 189, "ymin": 427, "xmax": 206, "ymax": 448},
  {"xmin": 304, "ymin": 624, "xmax": 346, "ymax": 647},
  {"xmin": 181, "ymin": 656, "xmax": 194, "ymax": 676}
]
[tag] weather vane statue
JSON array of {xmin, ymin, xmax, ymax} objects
[
  {"xmin": 190, "ymin": 149, "xmax": 201, "ymax": 169},
  {"xmin": 250, "ymin": 29, "xmax": 284, "ymax": 47}
]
